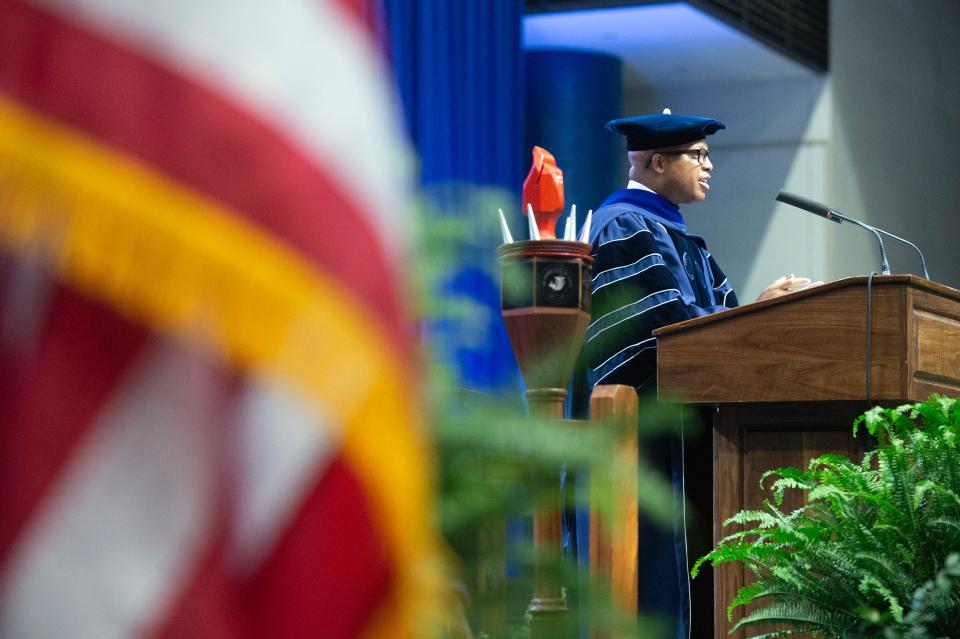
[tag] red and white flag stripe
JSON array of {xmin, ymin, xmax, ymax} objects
[
  {"xmin": 0, "ymin": 0, "xmax": 433, "ymax": 637},
  {"xmin": 32, "ymin": 0, "xmax": 410, "ymax": 259}
]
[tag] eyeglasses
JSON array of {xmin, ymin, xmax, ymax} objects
[{"xmin": 656, "ymin": 149, "xmax": 710, "ymax": 165}]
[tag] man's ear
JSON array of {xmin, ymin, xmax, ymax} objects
[{"xmin": 649, "ymin": 152, "xmax": 666, "ymax": 174}]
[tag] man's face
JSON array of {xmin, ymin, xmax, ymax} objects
[{"xmin": 657, "ymin": 140, "xmax": 713, "ymax": 205}]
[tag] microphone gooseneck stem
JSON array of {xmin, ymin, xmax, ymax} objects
[
  {"xmin": 830, "ymin": 209, "xmax": 892, "ymax": 279},
  {"xmin": 844, "ymin": 217, "xmax": 891, "ymax": 275},
  {"xmin": 873, "ymin": 227, "xmax": 930, "ymax": 280}
]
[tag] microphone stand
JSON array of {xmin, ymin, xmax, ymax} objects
[
  {"xmin": 775, "ymin": 191, "xmax": 931, "ymax": 279},
  {"xmin": 820, "ymin": 210, "xmax": 891, "ymax": 276},
  {"xmin": 871, "ymin": 227, "xmax": 930, "ymax": 280}
]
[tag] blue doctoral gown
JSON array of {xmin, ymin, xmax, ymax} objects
[
  {"xmin": 582, "ymin": 187, "xmax": 738, "ymax": 638},
  {"xmin": 585, "ymin": 188, "xmax": 738, "ymax": 390}
]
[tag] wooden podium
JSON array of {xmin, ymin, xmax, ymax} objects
[{"xmin": 653, "ymin": 275, "xmax": 960, "ymax": 638}]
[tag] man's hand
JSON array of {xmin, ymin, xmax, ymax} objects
[{"xmin": 755, "ymin": 274, "xmax": 823, "ymax": 302}]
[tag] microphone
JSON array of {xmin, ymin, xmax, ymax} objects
[
  {"xmin": 774, "ymin": 191, "xmax": 843, "ymax": 224},
  {"xmin": 776, "ymin": 191, "xmax": 889, "ymax": 275},
  {"xmin": 776, "ymin": 192, "xmax": 930, "ymax": 279}
]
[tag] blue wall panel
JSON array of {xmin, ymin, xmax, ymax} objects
[{"xmin": 525, "ymin": 50, "xmax": 622, "ymax": 219}]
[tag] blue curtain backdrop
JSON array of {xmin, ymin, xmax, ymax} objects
[{"xmin": 383, "ymin": 0, "xmax": 524, "ymax": 392}]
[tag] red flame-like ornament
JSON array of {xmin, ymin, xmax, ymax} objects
[{"xmin": 522, "ymin": 146, "xmax": 564, "ymax": 239}]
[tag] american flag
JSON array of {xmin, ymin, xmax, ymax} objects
[{"xmin": 0, "ymin": 1, "xmax": 436, "ymax": 637}]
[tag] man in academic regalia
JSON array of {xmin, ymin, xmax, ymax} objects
[{"xmin": 581, "ymin": 112, "xmax": 817, "ymax": 637}]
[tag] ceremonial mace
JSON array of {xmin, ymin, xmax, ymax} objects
[{"xmin": 498, "ymin": 146, "xmax": 593, "ymax": 633}]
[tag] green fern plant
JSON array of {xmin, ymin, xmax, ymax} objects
[{"xmin": 692, "ymin": 395, "xmax": 960, "ymax": 638}]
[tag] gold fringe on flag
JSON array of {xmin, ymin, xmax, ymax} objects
[{"xmin": 0, "ymin": 94, "xmax": 441, "ymax": 639}]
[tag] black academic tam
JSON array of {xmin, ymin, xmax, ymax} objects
[{"xmin": 606, "ymin": 113, "xmax": 725, "ymax": 151}]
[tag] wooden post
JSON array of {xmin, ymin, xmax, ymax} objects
[
  {"xmin": 525, "ymin": 388, "xmax": 567, "ymax": 637},
  {"xmin": 588, "ymin": 384, "xmax": 638, "ymax": 638}
]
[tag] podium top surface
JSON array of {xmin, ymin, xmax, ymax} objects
[
  {"xmin": 653, "ymin": 275, "xmax": 960, "ymax": 338},
  {"xmin": 654, "ymin": 275, "xmax": 960, "ymax": 403}
]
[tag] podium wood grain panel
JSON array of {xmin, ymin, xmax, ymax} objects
[
  {"xmin": 656, "ymin": 278, "xmax": 911, "ymax": 402},
  {"xmin": 713, "ymin": 409, "xmax": 744, "ymax": 638},
  {"xmin": 712, "ymin": 403, "xmax": 865, "ymax": 638},
  {"xmin": 658, "ymin": 277, "xmax": 960, "ymax": 403}
]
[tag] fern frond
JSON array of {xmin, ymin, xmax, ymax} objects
[
  {"xmin": 743, "ymin": 631, "xmax": 819, "ymax": 639},
  {"xmin": 858, "ymin": 573, "xmax": 905, "ymax": 622},
  {"xmin": 727, "ymin": 581, "xmax": 766, "ymax": 619},
  {"xmin": 694, "ymin": 540, "xmax": 790, "ymax": 573},
  {"xmin": 926, "ymin": 517, "xmax": 960, "ymax": 535},
  {"xmin": 854, "ymin": 551, "xmax": 913, "ymax": 599},
  {"xmin": 766, "ymin": 475, "xmax": 813, "ymax": 505},
  {"xmin": 724, "ymin": 509, "xmax": 781, "ymax": 529},
  {"xmin": 732, "ymin": 600, "xmax": 858, "ymax": 633}
]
